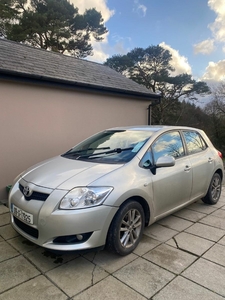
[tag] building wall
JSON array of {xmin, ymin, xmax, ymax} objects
[{"xmin": 0, "ymin": 80, "xmax": 150, "ymax": 200}]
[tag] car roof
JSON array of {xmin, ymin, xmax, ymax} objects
[{"xmin": 107, "ymin": 125, "xmax": 199, "ymax": 132}]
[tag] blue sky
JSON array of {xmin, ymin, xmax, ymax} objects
[{"xmin": 74, "ymin": 0, "xmax": 225, "ymax": 84}]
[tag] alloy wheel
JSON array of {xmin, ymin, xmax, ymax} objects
[{"xmin": 119, "ymin": 208, "xmax": 142, "ymax": 249}]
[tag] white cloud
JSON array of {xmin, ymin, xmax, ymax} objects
[
  {"xmin": 208, "ymin": 0, "xmax": 225, "ymax": 15},
  {"xmin": 160, "ymin": 42, "xmax": 192, "ymax": 75},
  {"xmin": 133, "ymin": 0, "xmax": 147, "ymax": 17},
  {"xmin": 202, "ymin": 60, "xmax": 225, "ymax": 81},
  {"xmin": 87, "ymin": 38, "xmax": 109, "ymax": 63},
  {"xmin": 194, "ymin": 0, "xmax": 225, "ymax": 55},
  {"xmin": 208, "ymin": 0, "xmax": 225, "ymax": 43},
  {"xmin": 71, "ymin": 0, "xmax": 114, "ymax": 22},
  {"xmin": 194, "ymin": 1, "xmax": 225, "ymax": 82},
  {"xmin": 194, "ymin": 39, "xmax": 215, "ymax": 55}
]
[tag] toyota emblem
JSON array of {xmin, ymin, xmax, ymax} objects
[{"xmin": 23, "ymin": 186, "xmax": 32, "ymax": 197}]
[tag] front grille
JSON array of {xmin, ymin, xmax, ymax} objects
[
  {"xmin": 19, "ymin": 184, "xmax": 49, "ymax": 201},
  {"xmin": 14, "ymin": 216, "xmax": 39, "ymax": 238}
]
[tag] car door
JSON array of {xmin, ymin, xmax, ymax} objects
[
  {"xmin": 150, "ymin": 130, "xmax": 193, "ymax": 219},
  {"xmin": 182, "ymin": 130, "xmax": 215, "ymax": 200}
]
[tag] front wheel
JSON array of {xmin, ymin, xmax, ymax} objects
[
  {"xmin": 202, "ymin": 173, "xmax": 222, "ymax": 205},
  {"xmin": 106, "ymin": 200, "xmax": 145, "ymax": 255}
]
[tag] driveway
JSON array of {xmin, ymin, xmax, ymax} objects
[{"xmin": 1, "ymin": 189, "xmax": 225, "ymax": 299}]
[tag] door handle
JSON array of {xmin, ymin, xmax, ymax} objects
[
  {"xmin": 208, "ymin": 157, "xmax": 213, "ymax": 163},
  {"xmin": 184, "ymin": 165, "xmax": 191, "ymax": 171}
]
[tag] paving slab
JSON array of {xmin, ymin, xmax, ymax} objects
[
  {"xmin": 46, "ymin": 256, "xmax": 108, "ymax": 297},
  {"xmin": 0, "ymin": 224, "xmax": 19, "ymax": 240},
  {"xmin": 166, "ymin": 232, "xmax": 214, "ymax": 256},
  {"xmin": 187, "ymin": 202, "xmax": 218, "ymax": 214},
  {"xmin": 173, "ymin": 208, "xmax": 206, "ymax": 222},
  {"xmin": 182, "ymin": 258, "xmax": 225, "ymax": 297},
  {"xmin": 218, "ymin": 236, "xmax": 225, "ymax": 245},
  {"xmin": 144, "ymin": 223, "xmax": 178, "ymax": 242},
  {"xmin": 24, "ymin": 247, "xmax": 80, "ymax": 273},
  {"xmin": 143, "ymin": 243, "xmax": 197, "ymax": 274},
  {"xmin": 199, "ymin": 214, "xmax": 225, "ymax": 230},
  {"xmin": 0, "ymin": 241, "xmax": 19, "ymax": 262},
  {"xmin": 203, "ymin": 243, "xmax": 225, "ymax": 267},
  {"xmin": 83, "ymin": 250, "xmax": 137, "ymax": 273},
  {"xmin": 133, "ymin": 234, "xmax": 161, "ymax": 256},
  {"xmin": 152, "ymin": 275, "xmax": 225, "ymax": 300},
  {"xmin": 211, "ymin": 209, "xmax": 225, "ymax": 218},
  {"xmin": 0, "ymin": 212, "xmax": 10, "ymax": 226},
  {"xmin": 7, "ymin": 235, "xmax": 38, "ymax": 254},
  {"xmin": 0, "ymin": 275, "xmax": 67, "ymax": 300},
  {"xmin": 73, "ymin": 275, "xmax": 146, "ymax": 300},
  {"xmin": 0, "ymin": 204, "xmax": 9, "ymax": 214},
  {"xmin": 0, "ymin": 255, "xmax": 40, "ymax": 293},
  {"xmin": 114, "ymin": 257, "xmax": 175, "ymax": 298},
  {"xmin": 157, "ymin": 215, "xmax": 193, "ymax": 231},
  {"xmin": 185, "ymin": 222, "xmax": 225, "ymax": 241},
  {"xmin": 211, "ymin": 199, "xmax": 225, "ymax": 208}
]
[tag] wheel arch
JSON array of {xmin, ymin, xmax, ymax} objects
[
  {"xmin": 215, "ymin": 168, "xmax": 224, "ymax": 181},
  {"xmin": 202, "ymin": 170, "xmax": 223, "ymax": 205},
  {"xmin": 115, "ymin": 196, "xmax": 150, "ymax": 227}
]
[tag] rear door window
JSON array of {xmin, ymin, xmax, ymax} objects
[{"xmin": 183, "ymin": 131, "xmax": 207, "ymax": 154}]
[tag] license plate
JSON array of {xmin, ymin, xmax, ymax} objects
[{"xmin": 12, "ymin": 205, "xmax": 33, "ymax": 225}]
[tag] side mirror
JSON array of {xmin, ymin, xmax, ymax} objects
[{"xmin": 155, "ymin": 156, "xmax": 175, "ymax": 168}]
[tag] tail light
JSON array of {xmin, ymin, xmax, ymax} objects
[{"xmin": 218, "ymin": 151, "xmax": 223, "ymax": 159}]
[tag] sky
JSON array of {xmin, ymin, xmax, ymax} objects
[{"xmin": 72, "ymin": 0, "xmax": 225, "ymax": 88}]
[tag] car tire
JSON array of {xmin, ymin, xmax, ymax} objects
[
  {"xmin": 106, "ymin": 200, "xmax": 145, "ymax": 255},
  {"xmin": 202, "ymin": 173, "xmax": 222, "ymax": 205}
]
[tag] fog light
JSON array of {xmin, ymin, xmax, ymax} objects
[
  {"xmin": 53, "ymin": 232, "xmax": 93, "ymax": 244},
  {"xmin": 76, "ymin": 234, "xmax": 83, "ymax": 241}
]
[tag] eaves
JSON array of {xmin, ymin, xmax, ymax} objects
[{"xmin": 0, "ymin": 69, "xmax": 161, "ymax": 102}]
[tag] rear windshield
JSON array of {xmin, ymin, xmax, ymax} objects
[{"xmin": 62, "ymin": 130, "xmax": 153, "ymax": 164}]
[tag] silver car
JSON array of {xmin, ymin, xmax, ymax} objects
[{"xmin": 9, "ymin": 126, "xmax": 224, "ymax": 255}]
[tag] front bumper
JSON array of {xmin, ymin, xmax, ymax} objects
[{"xmin": 9, "ymin": 181, "xmax": 118, "ymax": 251}]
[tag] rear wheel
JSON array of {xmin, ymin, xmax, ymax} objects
[
  {"xmin": 106, "ymin": 200, "xmax": 145, "ymax": 255},
  {"xmin": 202, "ymin": 173, "xmax": 222, "ymax": 205}
]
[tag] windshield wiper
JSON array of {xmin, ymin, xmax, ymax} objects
[
  {"xmin": 63, "ymin": 147, "xmax": 110, "ymax": 156},
  {"xmin": 77, "ymin": 147, "xmax": 134, "ymax": 159}
]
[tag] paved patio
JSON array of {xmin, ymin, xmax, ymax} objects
[{"xmin": 1, "ymin": 189, "xmax": 225, "ymax": 299}]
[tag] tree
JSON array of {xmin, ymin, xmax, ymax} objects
[
  {"xmin": 0, "ymin": 0, "xmax": 108, "ymax": 58},
  {"xmin": 171, "ymin": 100, "xmax": 210, "ymax": 128},
  {"xmin": 204, "ymin": 82, "xmax": 225, "ymax": 153},
  {"xmin": 152, "ymin": 73, "xmax": 210, "ymax": 124},
  {"xmin": 104, "ymin": 45, "xmax": 210, "ymax": 124},
  {"xmin": 207, "ymin": 82, "xmax": 225, "ymax": 114},
  {"xmin": 0, "ymin": 0, "xmax": 18, "ymax": 37}
]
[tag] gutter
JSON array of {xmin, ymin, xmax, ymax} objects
[
  {"xmin": 147, "ymin": 97, "xmax": 161, "ymax": 125},
  {"xmin": 0, "ymin": 70, "xmax": 161, "ymax": 102}
]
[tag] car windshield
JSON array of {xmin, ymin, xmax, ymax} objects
[{"xmin": 62, "ymin": 130, "xmax": 153, "ymax": 164}]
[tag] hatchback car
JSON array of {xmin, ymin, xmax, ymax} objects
[{"xmin": 8, "ymin": 126, "xmax": 224, "ymax": 255}]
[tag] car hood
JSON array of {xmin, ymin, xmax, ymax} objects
[{"xmin": 21, "ymin": 156, "xmax": 122, "ymax": 189}]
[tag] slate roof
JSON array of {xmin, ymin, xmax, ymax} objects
[{"xmin": 0, "ymin": 38, "xmax": 160, "ymax": 101}]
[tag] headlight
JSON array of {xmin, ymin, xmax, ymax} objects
[{"xmin": 59, "ymin": 187, "xmax": 113, "ymax": 210}]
